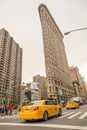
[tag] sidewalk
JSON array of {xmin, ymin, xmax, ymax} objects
[{"xmin": 0, "ymin": 109, "xmax": 19, "ymax": 116}]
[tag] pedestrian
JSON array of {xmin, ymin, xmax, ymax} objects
[
  {"xmin": 9, "ymin": 103, "xmax": 13, "ymax": 115},
  {"xmin": 18, "ymin": 104, "xmax": 22, "ymax": 112},
  {"xmin": 5, "ymin": 104, "xmax": 9, "ymax": 115},
  {"xmin": 1, "ymin": 104, "xmax": 4, "ymax": 115},
  {"xmin": 0, "ymin": 104, "xmax": 2, "ymax": 114}
]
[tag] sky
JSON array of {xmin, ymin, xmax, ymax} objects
[{"xmin": 0, "ymin": 0, "xmax": 87, "ymax": 84}]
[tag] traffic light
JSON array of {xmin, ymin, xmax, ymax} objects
[{"xmin": 44, "ymin": 81, "xmax": 48, "ymax": 88}]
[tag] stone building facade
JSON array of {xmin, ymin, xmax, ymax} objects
[{"xmin": 38, "ymin": 4, "xmax": 74, "ymax": 102}]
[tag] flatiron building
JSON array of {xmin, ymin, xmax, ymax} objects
[{"xmin": 39, "ymin": 4, "xmax": 74, "ymax": 102}]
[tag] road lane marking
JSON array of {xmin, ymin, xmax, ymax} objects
[
  {"xmin": 0, "ymin": 115, "xmax": 19, "ymax": 119},
  {"xmin": 79, "ymin": 112, "xmax": 87, "ymax": 119},
  {"xmin": 59, "ymin": 111, "xmax": 75, "ymax": 118},
  {"xmin": 62, "ymin": 111, "xmax": 68, "ymax": 115},
  {"xmin": 0, "ymin": 123, "xmax": 87, "ymax": 130},
  {"xmin": 68, "ymin": 111, "xmax": 82, "ymax": 119}
]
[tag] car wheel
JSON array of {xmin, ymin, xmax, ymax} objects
[
  {"xmin": 43, "ymin": 111, "xmax": 48, "ymax": 121},
  {"xmin": 58, "ymin": 108, "xmax": 62, "ymax": 116},
  {"xmin": 25, "ymin": 120, "xmax": 29, "ymax": 122}
]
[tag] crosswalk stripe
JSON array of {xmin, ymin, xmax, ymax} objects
[
  {"xmin": 68, "ymin": 111, "xmax": 82, "ymax": 119},
  {"xmin": 59, "ymin": 111, "xmax": 75, "ymax": 118},
  {"xmin": 0, "ymin": 115, "xmax": 19, "ymax": 119},
  {"xmin": 1, "ymin": 111, "xmax": 87, "ymax": 120},
  {"xmin": 79, "ymin": 112, "xmax": 87, "ymax": 119},
  {"xmin": 62, "ymin": 111, "xmax": 68, "ymax": 115}
]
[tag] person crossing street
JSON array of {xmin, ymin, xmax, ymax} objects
[{"xmin": 9, "ymin": 103, "xmax": 13, "ymax": 115}]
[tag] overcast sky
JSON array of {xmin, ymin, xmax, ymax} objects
[{"xmin": 0, "ymin": 0, "xmax": 87, "ymax": 83}]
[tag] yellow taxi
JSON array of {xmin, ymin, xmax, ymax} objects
[
  {"xmin": 66, "ymin": 100, "xmax": 79, "ymax": 109},
  {"xmin": 19, "ymin": 100, "xmax": 62, "ymax": 121}
]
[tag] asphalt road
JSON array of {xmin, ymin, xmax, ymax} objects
[{"xmin": 0, "ymin": 105, "xmax": 87, "ymax": 130}]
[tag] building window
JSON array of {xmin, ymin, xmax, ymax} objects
[
  {"xmin": 49, "ymin": 86, "xmax": 51, "ymax": 92},
  {"xmin": 55, "ymin": 80, "xmax": 57, "ymax": 84},
  {"xmin": 52, "ymin": 86, "xmax": 54, "ymax": 92},
  {"xmin": 50, "ymin": 95, "xmax": 52, "ymax": 98},
  {"xmin": 58, "ymin": 82, "xmax": 60, "ymax": 86}
]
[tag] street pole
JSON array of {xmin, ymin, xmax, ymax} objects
[
  {"xmin": 64, "ymin": 27, "xmax": 87, "ymax": 104},
  {"xmin": 6, "ymin": 89, "xmax": 10, "ymax": 106},
  {"xmin": 64, "ymin": 27, "xmax": 87, "ymax": 35}
]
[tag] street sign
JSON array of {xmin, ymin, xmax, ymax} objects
[
  {"xmin": 30, "ymin": 82, "xmax": 40, "ymax": 89},
  {"xmin": 59, "ymin": 88, "xmax": 63, "ymax": 95}
]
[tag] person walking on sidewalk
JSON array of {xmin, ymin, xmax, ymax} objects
[
  {"xmin": 9, "ymin": 103, "xmax": 13, "ymax": 115},
  {"xmin": 0, "ymin": 104, "xmax": 4, "ymax": 115},
  {"xmin": 5, "ymin": 104, "xmax": 9, "ymax": 115}
]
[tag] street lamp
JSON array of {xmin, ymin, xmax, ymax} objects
[
  {"xmin": 64, "ymin": 27, "xmax": 87, "ymax": 103},
  {"xmin": 6, "ymin": 89, "xmax": 10, "ymax": 105},
  {"xmin": 64, "ymin": 27, "xmax": 87, "ymax": 35}
]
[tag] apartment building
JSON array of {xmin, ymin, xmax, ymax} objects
[
  {"xmin": 81, "ymin": 77, "xmax": 87, "ymax": 103},
  {"xmin": 21, "ymin": 83, "xmax": 40, "ymax": 104},
  {"xmin": 38, "ymin": 4, "xmax": 74, "ymax": 102},
  {"xmin": 33, "ymin": 75, "xmax": 47, "ymax": 99},
  {"xmin": 69, "ymin": 66, "xmax": 87, "ymax": 102},
  {"xmin": 0, "ymin": 28, "xmax": 22, "ymax": 103}
]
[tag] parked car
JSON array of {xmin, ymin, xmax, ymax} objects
[
  {"xmin": 66, "ymin": 100, "xmax": 79, "ymax": 109},
  {"xmin": 70, "ymin": 97, "xmax": 84, "ymax": 106},
  {"xmin": 19, "ymin": 100, "xmax": 62, "ymax": 121}
]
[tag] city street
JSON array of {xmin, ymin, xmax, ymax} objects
[
  {"xmin": 0, "ymin": 1, "xmax": 87, "ymax": 130},
  {"xmin": 0, "ymin": 105, "xmax": 87, "ymax": 130}
]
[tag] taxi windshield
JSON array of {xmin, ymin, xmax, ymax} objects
[{"xmin": 28, "ymin": 100, "xmax": 41, "ymax": 106}]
